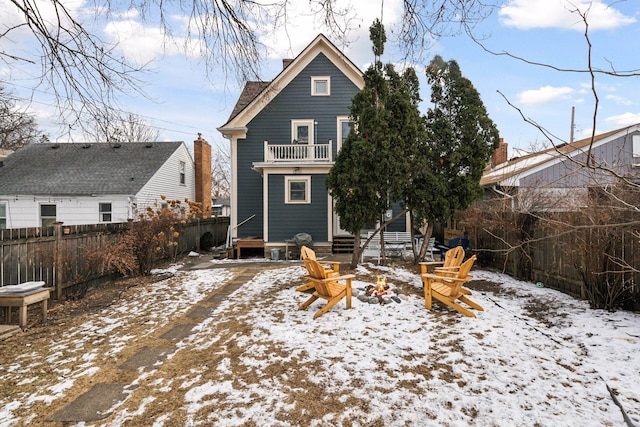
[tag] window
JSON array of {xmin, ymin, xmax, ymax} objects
[
  {"xmin": 0, "ymin": 203, "xmax": 6, "ymax": 229},
  {"xmin": 99, "ymin": 203, "xmax": 112, "ymax": 222},
  {"xmin": 291, "ymin": 120, "xmax": 314, "ymax": 145},
  {"xmin": 633, "ymin": 135, "xmax": 640, "ymax": 158},
  {"xmin": 40, "ymin": 204, "xmax": 56, "ymax": 228},
  {"xmin": 337, "ymin": 116, "xmax": 354, "ymax": 151},
  {"xmin": 311, "ymin": 76, "xmax": 330, "ymax": 96},
  {"xmin": 285, "ymin": 176, "xmax": 311, "ymax": 204},
  {"xmin": 179, "ymin": 161, "xmax": 186, "ymax": 185}
]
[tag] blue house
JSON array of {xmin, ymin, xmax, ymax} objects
[{"xmin": 218, "ymin": 34, "xmax": 369, "ymax": 256}]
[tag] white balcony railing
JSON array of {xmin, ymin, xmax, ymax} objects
[{"xmin": 264, "ymin": 140, "xmax": 332, "ymax": 162}]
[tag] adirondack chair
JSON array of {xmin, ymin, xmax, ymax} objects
[
  {"xmin": 431, "ymin": 246, "xmax": 474, "ymax": 295},
  {"xmin": 299, "ymin": 258, "xmax": 355, "ymax": 319},
  {"xmin": 421, "ymin": 255, "xmax": 483, "ymax": 317},
  {"xmin": 419, "ymin": 246, "xmax": 465, "ymax": 274},
  {"xmin": 296, "ymin": 246, "xmax": 341, "ymax": 292}
]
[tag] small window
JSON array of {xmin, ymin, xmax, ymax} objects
[
  {"xmin": 285, "ymin": 176, "xmax": 311, "ymax": 204},
  {"xmin": 40, "ymin": 204, "xmax": 56, "ymax": 228},
  {"xmin": 311, "ymin": 76, "xmax": 330, "ymax": 96},
  {"xmin": 99, "ymin": 203, "xmax": 112, "ymax": 222},
  {"xmin": 0, "ymin": 203, "xmax": 6, "ymax": 229},
  {"xmin": 179, "ymin": 161, "xmax": 186, "ymax": 185},
  {"xmin": 633, "ymin": 135, "xmax": 640, "ymax": 158}
]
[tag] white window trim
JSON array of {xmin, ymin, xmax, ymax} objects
[
  {"xmin": 285, "ymin": 175, "xmax": 311, "ymax": 204},
  {"xmin": 337, "ymin": 116, "xmax": 353, "ymax": 152},
  {"xmin": 40, "ymin": 203, "xmax": 57, "ymax": 228},
  {"xmin": 291, "ymin": 119, "xmax": 315, "ymax": 145},
  {"xmin": 311, "ymin": 76, "xmax": 330, "ymax": 96},
  {"xmin": 0, "ymin": 202, "xmax": 6, "ymax": 228},
  {"xmin": 179, "ymin": 160, "xmax": 186, "ymax": 185},
  {"xmin": 99, "ymin": 202, "xmax": 112, "ymax": 222},
  {"xmin": 633, "ymin": 134, "xmax": 640, "ymax": 158}
]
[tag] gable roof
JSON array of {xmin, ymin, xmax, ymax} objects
[
  {"xmin": 481, "ymin": 124, "xmax": 640, "ymax": 187},
  {"xmin": 227, "ymin": 81, "xmax": 271, "ymax": 122},
  {"xmin": 219, "ymin": 34, "xmax": 364, "ymax": 132},
  {"xmin": 0, "ymin": 141, "xmax": 185, "ymax": 196}
]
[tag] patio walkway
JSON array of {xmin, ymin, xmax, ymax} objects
[{"xmin": 48, "ymin": 262, "xmax": 266, "ymax": 422}]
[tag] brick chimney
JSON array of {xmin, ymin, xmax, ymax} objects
[
  {"xmin": 491, "ymin": 138, "xmax": 508, "ymax": 168},
  {"xmin": 194, "ymin": 134, "xmax": 212, "ymax": 218}
]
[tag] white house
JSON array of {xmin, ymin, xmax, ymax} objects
[{"xmin": 0, "ymin": 138, "xmax": 212, "ymax": 229}]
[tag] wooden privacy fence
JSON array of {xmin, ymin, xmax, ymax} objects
[
  {"xmin": 468, "ymin": 211, "xmax": 640, "ymax": 310},
  {"xmin": 0, "ymin": 216, "xmax": 229, "ymax": 298}
]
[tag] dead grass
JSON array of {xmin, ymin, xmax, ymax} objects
[{"xmin": 0, "ymin": 258, "xmax": 505, "ymax": 426}]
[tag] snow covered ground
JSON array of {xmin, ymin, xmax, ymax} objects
[{"xmin": 0, "ymin": 258, "xmax": 638, "ymax": 426}]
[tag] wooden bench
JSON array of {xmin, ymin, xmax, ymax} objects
[
  {"xmin": 0, "ymin": 281, "xmax": 51, "ymax": 329},
  {"xmin": 361, "ymin": 231, "xmax": 414, "ymax": 262}
]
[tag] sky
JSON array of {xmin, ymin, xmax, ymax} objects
[
  {"xmin": 0, "ymin": 258, "xmax": 638, "ymax": 425},
  {"xmin": 1, "ymin": 0, "xmax": 640, "ymax": 157}
]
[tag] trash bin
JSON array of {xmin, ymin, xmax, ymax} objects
[{"xmin": 270, "ymin": 248, "xmax": 281, "ymax": 260}]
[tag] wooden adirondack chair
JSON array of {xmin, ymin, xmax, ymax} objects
[
  {"xmin": 421, "ymin": 255, "xmax": 483, "ymax": 317},
  {"xmin": 296, "ymin": 246, "xmax": 341, "ymax": 292},
  {"xmin": 299, "ymin": 258, "xmax": 355, "ymax": 319},
  {"xmin": 431, "ymin": 246, "xmax": 475, "ymax": 294},
  {"xmin": 419, "ymin": 246, "xmax": 465, "ymax": 274}
]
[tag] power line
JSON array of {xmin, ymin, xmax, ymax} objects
[{"xmin": 2, "ymin": 80, "xmax": 226, "ymax": 142}]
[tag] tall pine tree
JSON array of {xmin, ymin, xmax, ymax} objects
[
  {"xmin": 327, "ymin": 19, "xmax": 427, "ymax": 266},
  {"xmin": 409, "ymin": 55, "xmax": 499, "ymax": 259}
]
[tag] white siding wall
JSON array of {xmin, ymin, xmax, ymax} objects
[
  {"xmin": 134, "ymin": 143, "xmax": 196, "ymax": 211},
  {"xmin": 0, "ymin": 196, "xmax": 131, "ymax": 228}
]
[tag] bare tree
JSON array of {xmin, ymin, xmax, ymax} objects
[
  {"xmin": 1, "ymin": 0, "xmax": 497, "ymax": 134},
  {"xmin": 85, "ymin": 111, "xmax": 159, "ymax": 142},
  {"xmin": 211, "ymin": 143, "xmax": 231, "ymax": 198},
  {"xmin": 0, "ymin": 85, "xmax": 45, "ymax": 149}
]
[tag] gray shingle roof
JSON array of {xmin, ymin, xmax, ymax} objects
[
  {"xmin": 227, "ymin": 81, "xmax": 271, "ymax": 122},
  {"xmin": 0, "ymin": 141, "xmax": 184, "ymax": 196}
]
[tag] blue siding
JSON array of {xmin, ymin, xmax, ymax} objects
[
  {"xmin": 236, "ymin": 53, "xmax": 360, "ymax": 241},
  {"xmin": 268, "ymin": 174, "xmax": 328, "ymax": 241}
]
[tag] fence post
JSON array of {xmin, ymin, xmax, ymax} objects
[{"xmin": 54, "ymin": 222, "xmax": 64, "ymax": 299}]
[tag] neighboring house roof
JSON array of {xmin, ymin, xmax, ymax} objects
[
  {"xmin": 0, "ymin": 141, "xmax": 184, "ymax": 196},
  {"xmin": 219, "ymin": 33, "xmax": 364, "ymax": 133},
  {"xmin": 481, "ymin": 124, "xmax": 638, "ymax": 187}
]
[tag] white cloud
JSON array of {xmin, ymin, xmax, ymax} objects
[
  {"xmin": 102, "ymin": 16, "xmax": 204, "ymax": 66},
  {"xmin": 605, "ymin": 94, "xmax": 633, "ymax": 106},
  {"xmin": 499, "ymin": 0, "xmax": 636, "ymax": 31},
  {"xmin": 605, "ymin": 112, "xmax": 640, "ymax": 126},
  {"xmin": 260, "ymin": 0, "xmax": 404, "ymax": 67},
  {"xmin": 517, "ymin": 85, "xmax": 574, "ymax": 105}
]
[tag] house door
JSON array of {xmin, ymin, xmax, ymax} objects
[{"xmin": 333, "ymin": 201, "xmax": 349, "ymax": 236}]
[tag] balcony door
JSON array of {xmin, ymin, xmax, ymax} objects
[{"xmin": 291, "ymin": 119, "xmax": 314, "ymax": 145}]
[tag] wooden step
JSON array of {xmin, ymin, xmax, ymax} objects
[{"xmin": 332, "ymin": 235, "xmax": 355, "ymax": 254}]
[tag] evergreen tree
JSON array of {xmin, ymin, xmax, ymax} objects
[
  {"xmin": 327, "ymin": 19, "xmax": 427, "ymax": 266},
  {"xmin": 410, "ymin": 55, "xmax": 499, "ymax": 257}
]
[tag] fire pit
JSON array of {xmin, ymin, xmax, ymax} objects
[{"xmin": 356, "ymin": 277, "xmax": 404, "ymax": 305}]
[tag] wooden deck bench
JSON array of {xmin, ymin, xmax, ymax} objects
[{"xmin": 0, "ymin": 281, "xmax": 51, "ymax": 329}]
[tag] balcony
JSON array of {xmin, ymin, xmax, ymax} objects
[{"xmin": 263, "ymin": 140, "xmax": 332, "ymax": 163}]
